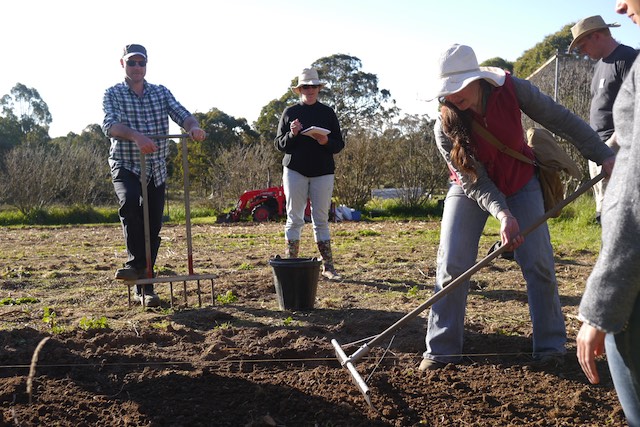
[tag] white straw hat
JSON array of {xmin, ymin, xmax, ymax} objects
[
  {"xmin": 291, "ymin": 68, "xmax": 326, "ymax": 94},
  {"xmin": 427, "ymin": 44, "xmax": 506, "ymax": 101}
]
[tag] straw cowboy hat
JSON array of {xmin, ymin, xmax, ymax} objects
[
  {"xmin": 569, "ymin": 15, "xmax": 620, "ymax": 52},
  {"xmin": 291, "ymin": 68, "xmax": 326, "ymax": 94},
  {"xmin": 427, "ymin": 44, "xmax": 506, "ymax": 101}
]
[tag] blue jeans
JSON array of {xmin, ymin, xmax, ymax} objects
[
  {"xmin": 283, "ymin": 168, "xmax": 334, "ymax": 242},
  {"xmin": 606, "ymin": 295, "xmax": 640, "ymax": 427},
  {"xmin": 424, "ymin": 177, "xmax": 566, "ymax": 363}
]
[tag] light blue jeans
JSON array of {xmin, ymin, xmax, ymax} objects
[
  {"xmin": 424, "ymin": 177, "xmax": 566, "ymax": 363},
  {"xmin": 283, "ymin": 167, "xmax": 334, "ymax": 242},
  {"xmin": 606, "ymin": 295, "xmax": 640, "ymax": 427}
]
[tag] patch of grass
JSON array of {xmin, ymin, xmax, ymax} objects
[
  {"xmin": 238, "ymin": 262, "xmax": 253, "ymax": 271},
  {"xmin": 548, "ymin": 197, "xmax": 602, "ymax": 252},
  {"xmin": 479, "ymin": 196, "xmax": 601, "ymax": 254},
  {"xmin": 282, "ymin": 316, "xmax": 294, "ymax": 326},
  {"xmin": 358, "ymin": 229, "xmax": 380, "ymax": 237},
  {"xmin": 216, "ymin": 290, "xmax": 238, "ymax": 304},
  {"xmin": 407, "ymin": 285, "xmax": 420, "ymax": 298},
  {"xmin": 162, "ymin": 205, "xmax": 218, "ymax": 223},
  {"xmin": 224, "ymin": 233, "xmax": 259, "ymax": 239},
  {"xmin": 214, "ymin": 321, "xmax": 232, "ymax": 330},
  {"xmin": 364, "ymin": 197, "xmax": 444, "ymax": 220},
  {"xmin": 1, "ymin": 296, "xmax": 39, "ymax": 305},
  {"xmin": 0, "ymin": 209, "xmax": 25, "ymax": 226},
  {"xmin": 0, "ymin": 205, "xmax": 120, "ymax": 226},
  {"xmin": 151, "ymin": 320, "xmax": 171, "ymax": 330},
  {"xmin": 78, "ymin": 316, "xmax": 109, "ymax": 330}
]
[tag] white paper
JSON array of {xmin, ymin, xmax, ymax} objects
[{"xmin": 301, "ymin": 126, "xmax": 331, "ymax": 137}]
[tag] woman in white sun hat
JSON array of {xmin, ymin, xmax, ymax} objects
[
  {"xmin": 274, "ymin": 67, "xmax": 345, "ymax": 280},
  {"xmin": 419, "ymin": 44, "xmax": 616, "ymax": 371}
]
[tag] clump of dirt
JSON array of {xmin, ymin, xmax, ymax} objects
[{"xmin": 0, "ymin": 222, "xmax": 626, "ymax": 426}]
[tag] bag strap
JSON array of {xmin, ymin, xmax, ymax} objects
[{"xmin": 471, "ymin": 120, "xmax": 535, "ymax": 165}]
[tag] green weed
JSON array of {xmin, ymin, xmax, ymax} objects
[
  {"xmin": 358, "ymin": 229, "xmax": 380, "ymax": 237},
  {"xmin": 42, "ymin": 307, "xmax": 65, "ymax": 334},
  {"xmin": 151, "ymin": 320, "xmax": 171, "ymax": 330},
  {"xmin": 216, "ymin": 290, "xmax": 238, "ymax": 304},
  {"xmin": 214, "ymin": 321, "xmax": 232, "ymax": 330},
  {"xmin": 1, "ymin": 296, "xmax": 39, "ymax": 305},
  {"xmin": 407, "ymin": 285, "xmax": 420, "ymax": 298},
  {"xmin": 78, "ymin": 316, "xmax": 109, "ymax": 330}
]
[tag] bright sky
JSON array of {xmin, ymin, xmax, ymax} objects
[{"xmin": 3, "ymin": 0, "xmax": 638, "ymax": 137}]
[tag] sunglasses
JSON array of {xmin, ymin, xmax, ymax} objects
[
  {"xmin": 301, "ymin": 85, "xmax": 320, "ymax": 90},
  {"xmin": 126, "ymin": 59, "xmax": 147, "ymax": 67}
]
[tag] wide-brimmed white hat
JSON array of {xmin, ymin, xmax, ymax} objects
[
  {"xmin": 291, "ymin": 68, "xmax": 326, "ymax": 94},
  {"xmin": 427, "ymin": 44, "xmax": 506, "ymax": 101},
  {"xmin": 569, "ymin": 15, "xmax": 620, "ymax": 52}
]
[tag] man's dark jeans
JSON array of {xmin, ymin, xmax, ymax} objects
[{"xmin": 112, "ymin": 167, "xmax": 165, "ymax": 272}]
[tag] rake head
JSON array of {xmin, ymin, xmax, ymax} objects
[{"xmin": 331, "ymin": 339, "xmax": 372, "ymax": 408}]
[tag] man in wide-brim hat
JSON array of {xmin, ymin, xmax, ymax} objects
[
  {"xmin": 570, "ymin": 15, "xmax": 637, "ymax": 224},
  {"xmin": 569, "ymin": 15, "xmax": 620, "ymax": 52}
]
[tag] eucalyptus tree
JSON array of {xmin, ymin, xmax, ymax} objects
[
  {"xmin": 256, "ymin": 53, "xmax": 398, "ymax": 141},
  {"xmin": 513, "ymin": 24, "xmax": 574, "ymax": 78},
  {"xmin": 178, "ymin": 108, "xmax": 260, "ymax": 197},
  {"xmin": 0, "ymin": 115, "xmax": 22, "ymax": 152},
  {"xmin": 480, "ymin": 57, "xmax": 514, "ymax": 73},
  {"xmin": 0, "ymin": 83, "xmax": 52, "ymax": 137},
  {"xmin": 312, "ymin": 54, "xmax": 398, "ymax": 137}
]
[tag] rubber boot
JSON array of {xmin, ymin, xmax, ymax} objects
[
  {"xmin": 285, "ymin": 240, "xmax": 300, "ymax": 258},
  {"xmin": 317, "ymin": 240, "xmax": 341, "ymax": 280}
]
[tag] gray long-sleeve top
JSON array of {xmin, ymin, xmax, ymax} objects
[
  {"xmin": 435, "ymin": 76, "xmax": 615, "ymax": 218},
  {"xmin": 579, "ymin": 59, "xmax": 640, "ymax": 334}
]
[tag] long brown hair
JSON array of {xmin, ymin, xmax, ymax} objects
[{"xmin": 440, "ymin": 100, "xmax": 477, "ymax": 181}]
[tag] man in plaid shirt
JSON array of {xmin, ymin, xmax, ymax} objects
[{"xmin": 102, "ymin": 43, "xmax": 206, "ymax": 307}]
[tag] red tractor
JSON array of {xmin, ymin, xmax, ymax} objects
[{"xmin": 219, "ymin": 186, "xmax": 311, "ymax": 223}]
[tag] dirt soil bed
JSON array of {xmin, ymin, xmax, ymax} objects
[{"xmin": 0, "ymin": 221, "xmax": 626, "ymax": 426}]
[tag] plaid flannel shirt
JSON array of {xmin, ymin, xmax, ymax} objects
[{"xmin": 102, "ymin": 80, "xmax": 192, "ymax": 186}]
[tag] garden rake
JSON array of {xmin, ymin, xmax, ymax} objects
[
  {"xmin": 331, "ymin": 171, "xmax": 606, "ymax": 408},
  {"xmin": 126, "ymin": 133, "xmax": 216, "ymax": 308}
]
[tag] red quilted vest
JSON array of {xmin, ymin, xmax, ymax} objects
[{"xmin": 468, "ymin": 75, "xmax": 535, "ymax": 196}]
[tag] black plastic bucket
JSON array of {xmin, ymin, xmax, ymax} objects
[{"xmin": 269, "ymin": 256, "xmax": 321, "ymax": 310}]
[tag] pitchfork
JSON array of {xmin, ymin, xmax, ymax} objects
[{"xmin": 126, "ymin": 134, "xmax": 216, "ymax": 308}]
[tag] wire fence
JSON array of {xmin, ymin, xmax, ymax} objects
[{"xmin": 524, "ymin": 52, "xmax": 596, "ymax": 191}]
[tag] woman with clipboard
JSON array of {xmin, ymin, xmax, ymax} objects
[{"xmin": 274, "ymin": 67, "xmax": 345, "ymax": 280}]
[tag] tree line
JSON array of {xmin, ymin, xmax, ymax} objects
[
  {"xmin": 0, "ymin": 24, "xmax": 596, "ymax": 220},
  {"xmin": 0, "ymin": 55, "xmax": 449, "ymax": 219}
]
